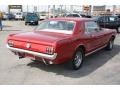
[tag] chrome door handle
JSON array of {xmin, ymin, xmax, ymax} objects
[{"xmin": 91, "ymin": 34, "xmax": 95, "ymax": 37}]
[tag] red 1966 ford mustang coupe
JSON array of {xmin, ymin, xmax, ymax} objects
[{"xmin": 6, "ymin": 18, "xmax": 116, "ymax": 70}]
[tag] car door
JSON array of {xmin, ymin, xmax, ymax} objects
[{"xmin": 84, "ymin": 21, "xmax": 104, "ymax": 52}]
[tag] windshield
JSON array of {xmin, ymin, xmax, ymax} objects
[
  {"xmin": 27, "ymin": 13, "xmax": 37, "ymax": 17},
  {"xmin": 26, "ymin": 13, "xmax": 38, "ymax": 20},
  {"xmin": 35, "ymin": 20, "xmax": 75, "ymax": 34}
]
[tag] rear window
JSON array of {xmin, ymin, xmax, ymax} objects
[
  {"xmin": 27, "ymin": 13, "xmax": 37, "ymax": 17},
  {"xmin": 35, "ymin": 20, "xmax": 75, "ymax": 34},
  {"xmin": 73, "ymin": 14, "xmax": 80, "ymax": 17},
  {"xmin": 66, "ymin": 14, "xmax": 80, "ymax": 17}
]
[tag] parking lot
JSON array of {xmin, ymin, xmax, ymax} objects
[{"xmin": 0, "ymin": 20, "xmax": 120, "ymax": 84}]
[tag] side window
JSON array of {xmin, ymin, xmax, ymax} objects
[
  {"xmin": 85, "ymin": 21, "xmax": 100, "ymax": 33},
  {"xmin": 109, "ymin": 16, "xmax": 115, "ymax": 22},
  {"xmin": 73, "ymin": 14, "xmax": 80, "ymax": 17},
  {"xmin": 98, "ymin": 17, "xmax": 103, "ymax": 22},
  {"xmin": 115, "ymin": 17, "xmax": 120, "ymax": 21}
]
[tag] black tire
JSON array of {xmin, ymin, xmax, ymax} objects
[
  {"xmin": 69, "ymin": 48, "xmax": 85, "ymax": 70},
  {"xmin": 36, "ymin": 21, "xmax": 38, "ymax": 25},
  {"xmin": 106, "ymin": 38, "xmax": 114, "ymax": 50},
  {"xmin": 117, "ymin": 27, "xmax": 120, "ymax": 33},
  {"xmin": 0, "ymin": 28, "xmax": 2, "ymax": 31},
  {"xmin": 25, "ymin": 22, "xmax": 27, "ymax": 25}
]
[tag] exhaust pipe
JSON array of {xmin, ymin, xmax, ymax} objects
[
  {"xmin": 18, "ymin": 53, "xmax": 25, "ymax": 59},
  {"xmin": 42, "ymin": 58, "xmax": 48, "ymax": 65},
  {"xmin": 19, "ymin": 55, "xmax": 24, "ymax": 59}
]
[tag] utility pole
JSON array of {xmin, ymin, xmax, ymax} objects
[
  {"xmin": 34, "ymin": 6, "xmax": 37, "ymax": 13},
  {"xmin": 48, "ymin": 5, "xmax": 50, "ymax": 18},
  {"xmin": 70, "ymin": 5, "xmax": 73, "ymax": 13},
  {"xmin": 65, "ymin": 5, "xmax": 66, "ymax": 14},
  {"xmin": 53, "ymin": 5, "xmax": 55, "ymax": 18},
  {"xmin": 27, "ymin": 5, "xmax": 29, "ymax": 13},
  {"xmin": 113, "ymin": 5, "xmax": 116, "ymax": 15},
  {"xmin": 60, "ymin": 5, "xmax": 63, "ymax": 16}
]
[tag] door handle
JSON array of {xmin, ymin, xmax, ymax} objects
[
  {"xmin": 90, "ymin": 34, "xmax": 99, "ymax": 38},
  {"xmin": 91, "ymin": 34, "xmax": 95, "ymax": 37}
]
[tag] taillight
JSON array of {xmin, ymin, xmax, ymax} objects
[
  {"xmin": 46, "ymin": 47, "xmax": 54, "ymax": 55},
  {"xmin": 8, "ymin": 40, "xmax": 14, "ymax": 47}
]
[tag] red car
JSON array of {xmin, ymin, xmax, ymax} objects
[{"xmin": 6, "ymin": 18, "xmax": 116, "ymax": 70}]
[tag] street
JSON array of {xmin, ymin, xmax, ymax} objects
[{"xmin": 0, "ymin": 21, "xmax": 120, "ymax": 84}]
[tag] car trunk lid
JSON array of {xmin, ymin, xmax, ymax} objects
[{"xmin": 8, "ymin": 31, "xmax": 71, "ymax": 53}]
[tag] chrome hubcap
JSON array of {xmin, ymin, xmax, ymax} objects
[{"xmin": 74, "ymin": 51, "xmax": 82, "ymax": 67}]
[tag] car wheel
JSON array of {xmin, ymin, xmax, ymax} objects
[
  {"xmin": 0, "ymin": 27, "xmax": 2, "ymax": 31},
  {"xmin": 36, "ymin": 22, "xmax": 38, "ymax": 25},
  {"xmin": 106, "ymin": 38, "xmax": 114, "ymax": 50},
  {"xmin": 117, "ymin": 27, "xmax": 120, "ymax": 33},
  {"xmin": 25, "ymin": 22, "xmax": 27, "ymax": 25},
  {"xmin": 69, "ymin": 48, "xmax": 84, "ymax": 70}
]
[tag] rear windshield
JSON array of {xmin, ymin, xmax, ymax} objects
[
  {"xmin": 66, "ymin": 14, "xmax": 80, "ymax": 17},
  {"xmin": 35, "ymin": 20, "xmax": 75, "ymax": 34},
  {"xmin": 27, "ymin": 13, "xmax": 37, "ymax": 17}
]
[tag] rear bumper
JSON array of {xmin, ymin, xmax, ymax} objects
[{"xmin": 6, "ymin": 44, "xmax": 57, "ymax": 60}]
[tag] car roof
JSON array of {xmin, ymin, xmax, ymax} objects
[{"xmin": 49, "ymin": 17, "xmax": 93, "ymax": 22}]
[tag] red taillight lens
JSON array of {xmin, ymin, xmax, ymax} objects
[
  {"xmin": 46, "ymin": 47, "xmax": 54, "ymax": 55},
  {"xmin": 8, "ymin": 40, "xmax": 14, "ymax": 47}
]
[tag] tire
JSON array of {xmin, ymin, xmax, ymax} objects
[
  {"xmin": 36, "ymin": 21, "xmax": 38, "ymax": 25},
  {"xmin": 0, "ymin": 27, "xmax": 2, "ymax": 31},
  {"xmin": 69, "ymin": 48, "xmax": 85, "ymax": 70},
  {"xmin": 25, "ymin": 22, "xmax": 27, "ymax": 25},
  {"xmin": 106, "ymin": 38, "xmax": 114, "ymax": 50},
  {"xmin": 117, "ymin": 27, "xmax": 120, "ymax": 33}
]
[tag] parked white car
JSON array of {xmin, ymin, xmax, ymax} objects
[
  {"xmin": 39, "ymin": 14, "xmax": 47, "ymax": 20},
  {"xmin": 14, "ymin": 12, "xmax": 23, "ymax": 20}
]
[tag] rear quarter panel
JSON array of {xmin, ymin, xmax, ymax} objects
[
  {"xmin": 54, "ymin": 37, "xmax": 73, "ymax": 64},
  {"xmin": 54, "ymin": 21, "xmax": 86, "ymax": 64}
]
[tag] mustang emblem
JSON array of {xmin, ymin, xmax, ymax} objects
[{"xmin": 26, "ymin": 43, "xmax": 31, "ymax": 48}]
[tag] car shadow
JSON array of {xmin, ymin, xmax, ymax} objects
[{"xmin": 27, "ymin": 44, "xmax": 120, "ymax": 78}]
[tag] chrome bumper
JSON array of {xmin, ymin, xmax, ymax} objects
[{"xmin": 6, "ymin": 44, "xmax": 57, "ymax": 60}]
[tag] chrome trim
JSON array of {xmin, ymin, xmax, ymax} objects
[
  {"xmin": 85, "ymin": 44, "xmax": 107, "ymax": 56},
  {"xmin": 6, "ymin": 44, "xmax": 57, "ymax": 60}
]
